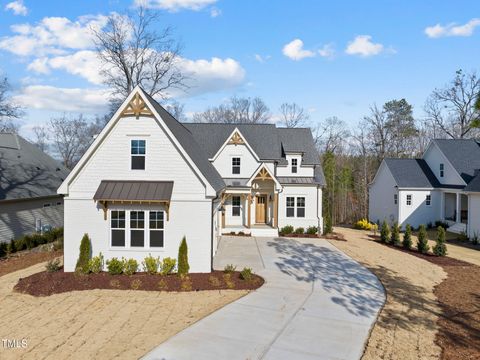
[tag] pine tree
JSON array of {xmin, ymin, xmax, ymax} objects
[
  {"xmin": 391, "ymin": 222, "xmax": 401, "ymax": 246},
  {"xmin": 417, "ymin": 224, "xmax": 429, "ymax": 254},
  {"xmin": 380, "ymin": 220, "xmax": 390, "ymax": 243},
  {"xmin": 323, "ymin": 212, "xmax": 333, "ymax": 235},
  {"xmin": 177, "ymin": 236, "xmax": 190, "ymax": 275},
  {"xmin": 433, "ymin": 226, "xmax": 447, "ymax": 256},
  {"xmin": 76, "ymin": 233, "xmax": 91, "ymax": 273},
  {"xmin": 402, "ymin": 224, "xmax": 412, "ymax": 249}
]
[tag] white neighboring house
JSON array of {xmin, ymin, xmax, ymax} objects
[
  {"xmin": 369, "ymin": 139, "xmax": 480, "ymax": 239},
  {"xmin": 58, "ymin": 87, "xmax": 325, "ymax": 272}
]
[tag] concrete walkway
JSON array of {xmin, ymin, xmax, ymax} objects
[{"xmin": 144, "ymin": 236, "xmax": 385, "ymax": 360}]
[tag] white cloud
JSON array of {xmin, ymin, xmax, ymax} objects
[
  {"xmin": 210, "ymin": 7, "xmax": 221, "ymax": 17},
  {"xmin": 425, "ymin": 18, "xmax": 480, "ymax": 38},
  {"xmin": 345, "ymin": 35, "xmax": 384, "ymax": 57},
  {"xmin": 0, "ymin": 14, "xmax": 108, "ymax": 56},
  {"xmin": 318, "ymin": 43, "xmax": 335, "ymax": 58},
  {"xmin": 5, "ymin": 0, "xmax": 27, "ymax": 15},
  {"xmin": 254, "ymin": 54, "xmax": 271, "ymax": 63},
  {"xmin": 282, "ymin": 39, "xmax": 315, "ymax": 61},
  {"xmin": 135, "ymin": 0, "xmax": 217, "ymax": 12},
  {"xmin": 13, "ymin": 85, "xmax": 110, "ymax": 113}
]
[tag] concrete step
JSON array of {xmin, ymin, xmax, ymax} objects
[
  {"xmin": 448, "ymin": 222, "xmax": 466, "ymax": 234},
  {"xmin": 250, "ymin": 227, "xmax": 279, "ymax": 237}
]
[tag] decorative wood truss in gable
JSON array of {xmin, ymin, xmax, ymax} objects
[
  {"xmin": 120, "ymin": 93, "xmax": 154, "ymax": 119},
  {"xmin": 228, "ymin": 131, "xmax": 245, "ymax": 145},
  {"xmin": 255, "ymin": 167, "xmax": 272, "ymax": 181}
]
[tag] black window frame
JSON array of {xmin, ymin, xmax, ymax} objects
[
  {"xmin": 131, "ymin": 139, "xmax": 146, "ymax": 170},
  {"xmin": 439, "ymin": 163, "xmax": 444, "ymax": 178},
  {"xmin": 149, "ymin": 211, "xmax": 164, "ymax": 248},
  {"xmin": 296, "ymin": 197, "xmax": 305, "ymax": 218},
  {"xmin": 232, "ymin": 196, "xmax": 241, "ymax": 216},
  {"xmin": 291, "ymin": 158, "xmax": 298, "ymax": 173},
  {"xmin": 426, "ymin": 194, "xmax": 431, "ymax": 206},
  {"xmin": 394, "ymin": 194, "xmax": 398, "ymax": 205},
  {"xmin": 130, "ymin": 210, "xmax": 145, "ymax": 247},
  {"xmin": 232, "ymin": 157, "xmax": 241, "ymax": 175},
  {"xmin": 111, "ymin": 210, "xmax": 126, "ymax": 247},
  {"xmin": 286, "ymin": 197, "xmax": 295, "ymax": 217},
  {"xmin": 406, "ymin": 194, "xmax": 412, "ymax": 206}
]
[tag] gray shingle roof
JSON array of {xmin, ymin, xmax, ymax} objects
[
  {"xmin": 0, "ymin": 133, "xmax": 69, "ymax": 201},
  {"xmin": 277, "ymin": 128, "xmax": 320, "ymax": 165},
  {"xmin": 384, "ymin": 158, "xmax": 440, "ymax": 188},
  {"xmin": 464, "ymin": 173, "xmax": 480, "ymax": 192},
  {"xmin": 433, "ymin": 139, "xmax": 480, "ymax": 183}
]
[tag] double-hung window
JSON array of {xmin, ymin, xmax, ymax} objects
[
  {"xmin": 286, "ymin": 197, "xmax": 295, "ymax": 217},
  {"xmin": 394, "ymin": 194, "xmax": 398, "ymax": 205},
  {"xmin": 232, "ymin": 196, "xmax": 241, "ymax": 216},
  {"xmin": 111, "ymin": 210, "xmax": 126, "ymax": 247},
  {"xmin": 149, "ymin": 211, "xmax": 164, "ymax": 247},
  {"xmin": 232, "ymin": 157, "xmax": 241, "ymax": 174},
  {"xmin": 296, "ymin": 197, "xmax": 305, "ymax": 217},
  {"xmin": 291, "ymin": 158, "xmax": 298, "ymax": 173},
  {"xmin": 131, "ymin": 140, "xmax": 146, "ymax": 170},
  {"xmin": 130, "ymin": 211, "xmax": 145, "ymax": 247},
  {"xmin": 406, "ymin": 194, "xmax": 412, "ymax": 206},
  {"xmin": 426, "ymin": 195, "xmax": 431, "ymax": 206},
  {"xmin": 439, "ymin": 163, "xmax": 444, "ymax": 178}
]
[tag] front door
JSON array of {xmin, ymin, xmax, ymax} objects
[{"xmin": 255, "ymin": 195, "xmax": 267, "ymax": 223}]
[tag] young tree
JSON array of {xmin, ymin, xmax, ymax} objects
[
  {"xmin": 177, "ymin": 236, "xmax": 189, "ymax": 275},
  {"xmin": 323, "ymin": 212, "xmax": 333, "ymax": 235},
  {"xmin": 380, "ymin": 220, "xmax": 390, "ymax": 243},
  {"xmin": 76, "ymin": 234, "xmax": 92, "ymax": 273},
  {"xmin": 433, "ymin": 226, "xmax": 447, "ymax": 256},
  {"xmin": 391, "ymin": 222, "xmax": 401, "ymax": 246},
  {"xmin": 402, "ymin": 224, "xmax": 412, "ymax": 249},
  {"xmin": 417, "ymin": 224, "xmax": 430, "ymax": 254},
  {"xmin": 278, "ymin": 102, "xmax": 309, "ymax": 128},
  {"xmin": 0, "ymin": 77, "xmax": 23, "ymax": 133}
]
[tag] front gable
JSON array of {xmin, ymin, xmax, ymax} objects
[{"xmin": 423, "ymin": 141, "xmax": 465, "ymax": 186}]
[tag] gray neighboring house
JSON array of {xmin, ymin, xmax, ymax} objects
[{"xmin": 0, "ymin": 133, "xmax": 70, "ymax": 242}]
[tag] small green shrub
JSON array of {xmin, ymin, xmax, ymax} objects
[
  {"xmin": 130, "ymin": 279, "xmax": 142, "ymax": 290},
  {"xmin": 306, "ymin": 226, "xmax": 318, "ymax": 235},
  {"xmin": 88, "ymin": 253, "xmax": 104, "ymax": 273},
  {"xmin": 177, "ymin": 236, "xmax": 190, "ymax": 275},
  {"xmin": 280, "ymin": 225, "xmax": 294, "ymax": 235},
  {"xmin": 53, "ymin": 237, "xmax": 64, "ymax": 251},
  {"xmin": 402, "ymin": 224, "xmax": 412, "ymax": 250},
  {"xmin": 160, "ymin": 257, "xmax": 176, "ymax": 275},
  {"xmin": 106, "ymin": 257, "xmax": 123, "ymax": 275},
  {"xmin": 142, "ymin": 254, "xmax": 160, "ymax": 274},
  {"xmin": 323, "ymin": 213, "xmax": 333, "ymax": 235},
  {"xmin": 240, "ymin": 267, "xmax": 253, "ymax": 281},
  {"xmin": 223, "ymin": 273, "xmax": 235, "ymax": 289},
  {"xmin": 122, "ymin": 258, "xmax": 138, "ymax": 275},
  {"xmin": 7, "ymin": 239, "xmax": 16, "ymax": 254},
  {"xmin": 223, "ymin": 264, "xmax": 236, "ymax": 273},
  {"xmin": 417, "ymin": 224, "xmax": 430, "ymax": 254},
  {"xmin": 380, "ymin": 220, "xmax": 390, "ymax": 243},
  {"xmin": 458, "ymin": 231, "xmax": 469, "ymax": 242},
  {"xmin": 45, "ymin": 258, "xmax": 61, "ymax": 272},
  {"xmin": 208, "ymin": 276, "xmax": 221, "ymax": 287},
  {"xmin": 433, "ymin": 226, "xmax": 447, "ymax": 256},
  {"xmin": 158, "ymin": 279, "xmax": 168, "ymax": 290},
  {"xmin": 391, "ymin": 222, "xmax": 401, "ymax": 246},
  {"xmin": 15, "ymin": 237, "xmax": 26, "ymax": 252},
  {"xmin": 294, "ymin": 227, "xmax": 305, "ymax": 234},
  {"xmin": 109, "ymin": 279, "xmax": 120, "ymax": 288},
  {"xmin": 76, "ymin": 233, "xmax": 91, "ymax": 273},
  {"xmin": 435, "ymin": 221, "xmax": 449, "ymax": 229},
  {"xmin": 0, "ymin": 242, "xmax": 6, "ymax": 258},
  {"xmin": 24, "ymin": 235, "xmax": 35, "ymax": 249},
  {"xmin": 180, "ymin": 276, "xmax": 192, "ymax": 291}
]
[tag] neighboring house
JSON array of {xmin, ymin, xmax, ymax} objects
[
  {"xmin": 0, "ymin": 133, "xmax": 69, "ymax": 242},
  {"xmin": 369, "ymin": 139, "xmax": 480, "ymax": 238},
  {"xmin": 58, "ymin": 87, "xmax": 325, "ymax": 272}
]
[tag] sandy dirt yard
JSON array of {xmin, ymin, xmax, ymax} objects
[
  {"xmin": 0, "ymin": 260, "xmax": 248, "ymax": 360},
  {"xmin": 332, "ymin": 227, "xmax": 447, "ymax": 360}
]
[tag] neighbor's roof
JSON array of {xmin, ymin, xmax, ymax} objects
[
  {"xmin": 384, "ymin": 158, "xmax": 440, "ymax": 188},
  {"xmin": 94, "ymin": 180, "xmax": 173, "ymax": 202},
  {"xmin": 432, "ymin": 139, "xmax": 480, "ymax": 183},
  {"xmin": 0, "ymin": 133, "xmax": 69, "ymax": 201}
]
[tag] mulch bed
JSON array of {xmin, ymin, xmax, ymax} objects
[
  {"xmin": 367, "ymin": 235, "xmax": 480, "ymax": 359},
  {"xmin": 14, "ymin": 270, "xmax": 264, "ymax": 297},
  {"xmin": 0, "ymin": 250, "xmax": 62, "ymax": 277}
]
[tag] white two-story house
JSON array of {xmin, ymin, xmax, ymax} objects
[
  {"xmin": 59, "ymin": 87, "xmax": 325, "ymax": 272},
  {"xmin": 369, "ymin": 138, "xmax": 480, "ymax": 239}
]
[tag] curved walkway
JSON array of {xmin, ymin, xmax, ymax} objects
[{"xmin": 144, "ymin": 236, "xmax": 385, "ymax": 360}]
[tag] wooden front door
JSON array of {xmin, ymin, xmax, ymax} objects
[{"xmin": 255, "ymin": 195, "xmax": 267, "ymax": 223}]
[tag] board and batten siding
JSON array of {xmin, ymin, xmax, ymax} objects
[
  {"xmin": 423, "ymin": 143, "xmax": 465, "ymax": 185},
  {"xmin": 0, "ymin": 196, "xmax": 64, "ymax": 242},
  {"xmin": 369, "ymin": 161, "xmax": 398, "ymax": 225},
  {"xmin": 276, "ymin": 154, "xmax": 315, "ymax": 177}
]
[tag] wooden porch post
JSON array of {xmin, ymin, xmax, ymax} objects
[
  {"xmin": 247, "ymin": 194, "xmax": 251, "ymax": 228},
  {"xmin": 273, "ymin": 192, "xmax": 278, "ymax": 228}
]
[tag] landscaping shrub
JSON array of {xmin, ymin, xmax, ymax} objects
[
  {"xmin": 45, "ymin": 258, "xmax": 62, "ymax": 272},
  {"xmin": 88, "ymin": 253, "xmax": 104, "ymax": 273},
  {"xmin": 472, "ymin": 232, "xmax": 479, "ymax": 245},
  {"xmin": 458, "ymin": 231, "xmax": 469, "ymax": 242},
  {"xmin": 180, "ymin": 276, "xmax": 193, "ymax": 291},
  {"xmin": 177, "ymin": 236, "xmax": 189, "ymax": 275},
  {"xmin": 380, "ymin": 220, "xmax": 390, "ymax": 243},
  {"xmin": 417, "ymin": 224, "xmax": 430, "ymax": 254},
  {"xmin": 106, "ymin": 257, "xmax": 123, "ymax": 275},
  {"xmin": 15, "ymin": 237, "xmax": 26, "ymax": 252},
  {"xmin": 354, "ymin": 218, "xmax": 373, "ymax": 230},
  {"xmin": 391, "ymin": 222, "xmax": 401, "ymax": 246},
  {"xmin": 306, "ymin": 226, "xmax": 318, "ymax": 235},
  {"xmin": 223, "ymin": 273, "xmax": 235, "ymax": 289},
  {"xmin": 223, "ymin": 264, "xmax": 236, "ymax": 273},
  {"xmin": 294, "ymin": 227, "xmax": 305, "ymax": 234},
  {"xmin": 75, "ymin": 233, "xmax": 91, "ymax": 273},
  {"xmin": 158, "ymin": 279, "xmax": 168, "ymax": 290},
  {"xmin": 130, "ymin": 279, "xmax": 142, "ymax": 290},
  {"xmin": 280, "ymin": 225, "xmax": 294, "ymax": 235},
  {"xmin": 122, "ymin": 258, "xmax": 138, "ymax": 275},
  {"xmin": 7, "ymin": 239, "xmax": 16, "ymax": 254},
  {"xmin": 323, "ymin": 213, "xmax": 333, "ymax": 235},
  {"xmin": 402, "ymin": 224, "xmax": 413, "ymax": 249},
  {"xmin": 240, "ymin": 267, "xmax": 253, "ymax": 281},
  {"xmin": 208, "ymin": 275, "xmax": 221, "ymax": 287},
  {"xmin": 160, "ymin": 257, "xmax": 176, "ymax": 275},
  {"xmin": 0, "ymin": 242, "xmax": 6, "ymax": 258},
  {"xmin": 53, "ymin": 237, "xmax": 64, "ymax": 251},
  {"xmin": 142, "ymin": 254, "xmax": 160, "ymax": 274},
  {"xmin": 109, "ymin": 279, "xmax": 120, "ymax": 288},
  {"xmin": 24, "ymin": 235, "xmax": 35, "ymax": 249},
  {"xmin": 434, "ymin": 220, "xmax": 449, "ymax": 229},
  {"xmin": 433, "ymin": 226, "xmax": 447, "ymax": 256}
]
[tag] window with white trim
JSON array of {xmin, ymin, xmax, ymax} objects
[
  {"xmin": 43, "ymin": 203, "xmax": 51, "ymax": 208},
  {"xmin": 440, "ymin": 163, "xmax": 444, "ymax": 178},
  {"xmin": 286, "ymin": 197, "xmax": 295, "ymax": 217},
  {"xmin": 394, "ymin": 194, "xmax": 398, "ymax": 205},
  {"xmin": 296, "ymin": 197, "xmax": 305, "ymax": 217},
  {"xmin": 131, "ymin": 140, "xmax": 146, "ymax": 170},
  {"xmin": 111, "ymin": 210, "xmax": 126, "ymax": 247},
  {"xmin": 130, "ymin": 211, "xmax": 145, "ymax": 247},
  {"xmin": 406, "ymin": 194, "xmax": 412, "ymax": 206},
  {"xmin": 291, "ymin": 158, "xmax": 298, "ymax": 173},
  {"xmin": 232, "ymin": 157, "xmax": 241, "ymax": 174},
  {"xmin": 149, "ymin": 211, "xmax": 164, "ymax": 247},
  {"xmin": 232, "ymin": 196, "xmax": 241, "ymax": 216},
  {"xmin": 426, "ymin": 194, "xmax": 431, "ymax": 206}
]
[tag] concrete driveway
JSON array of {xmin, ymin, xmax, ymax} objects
[{"xmin": 144, "ymin": 236, "xmax": 385, "ymax": 360}]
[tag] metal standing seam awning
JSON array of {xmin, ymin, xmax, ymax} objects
[{"xmin": 93, "ymin": 180, "xmax": 174, "ymax": 220}]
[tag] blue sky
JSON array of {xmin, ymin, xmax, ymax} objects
[{"xmin": 1, "ymin": 0, "xmax": 480, "ymax": 138}]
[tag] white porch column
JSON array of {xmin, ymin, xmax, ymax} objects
[{"xmin": 456, "ymin": 192, "xmax": 461, "ymax": 223}]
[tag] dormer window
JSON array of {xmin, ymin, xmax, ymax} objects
[
  {"xmin": 232, "ymin": 157, "xmax": 241, "ymax": 174},
  {"xmin": 131, "ymin": 140, "xmax": 146, "ymax": 170},
  {"xmin": 440, "ymin": 163, "xmax": 444, "ymax": 178},
  {"xmin": 291, "ymin": 158, "xmax": 298, "ymax": 173}
]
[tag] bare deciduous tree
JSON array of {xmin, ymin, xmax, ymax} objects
[
  {"xmin": 0, "ymin": 77, "xmax": 23, "ymax": 133},
  {"xmin": 424, "ymin": 69, "xmax": 480, "ymax": 139},
  {"xmin": 31, "ymin": 125, "xmax": 50, "ymax": 153},
  {"xmin": 165, "ymin": 100, "xmax": 186, "ymax": 121},
  {"xmin": 193, "ymin": 96, "xmax": 271, "ymax": 124},
  {"xmin": 93, "ymin": 7, "xmax": 187, "ymax": 108},
  {"xmin": 312, "ymin": 116, "xmax": 349, "ymax": 153},
  {"xmin": 279, "ymin": 102, "xmax": 309, "ymax": 128}
]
